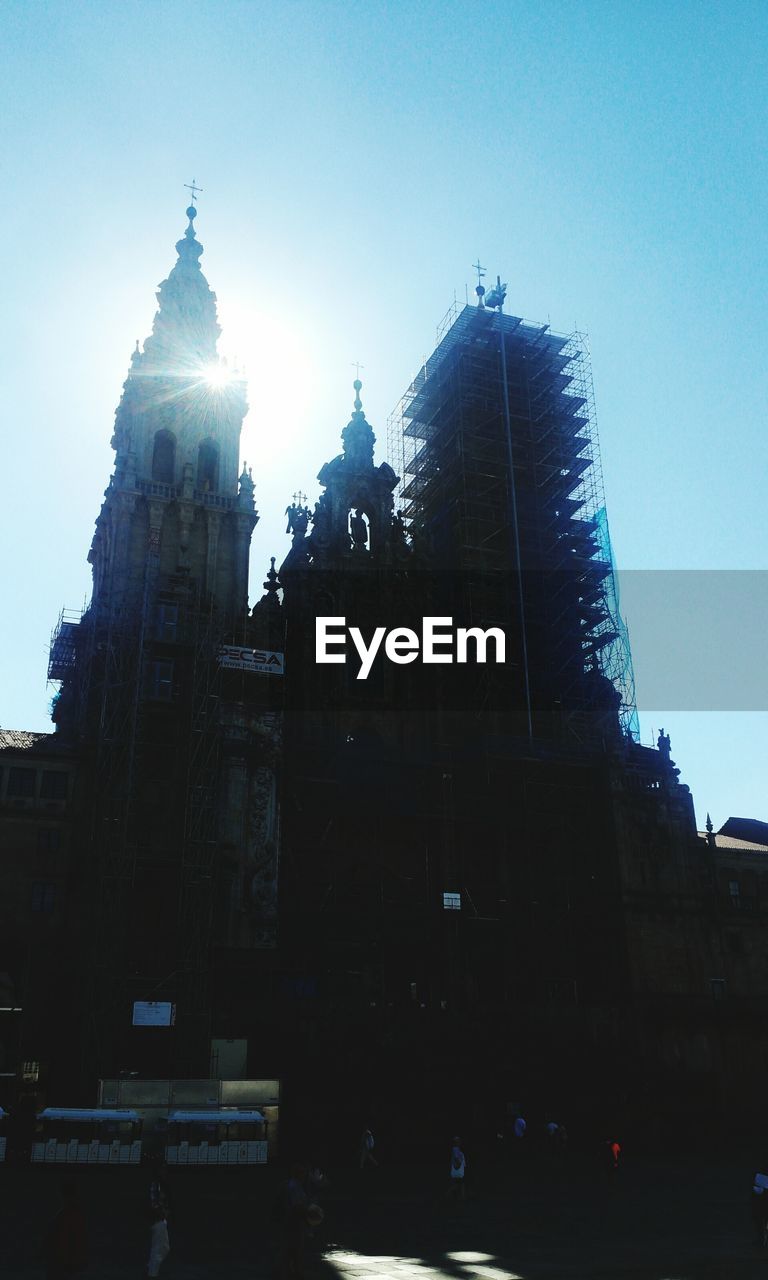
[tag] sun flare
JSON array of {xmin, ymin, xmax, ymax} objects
[
  {"xmin": 202, "ymin": 363, "xmax": 233, "ymax": 388},
  {"xmin": 214, "ymin": 300, "xmax": 323, "ymax": 470}
]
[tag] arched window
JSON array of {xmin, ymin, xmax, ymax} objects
[
  {"xmin": 152, "ymin": 430, "xmax": 176, "ymax": 485},
  {"xmin": 197, "ymin": 439, "xmax": 219, "ymax": 492}
]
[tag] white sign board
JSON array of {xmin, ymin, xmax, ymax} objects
[
  {"xmin": 443, "ymin": 892, "xmax": 461, "ymax": 911},
  {"xmin": 218, "ymin": 646, "xmax": 285, "ymax": 675},
  {"xmin": 132, "ymin": 1001, "xmax": 175, "ymax": 1027}
]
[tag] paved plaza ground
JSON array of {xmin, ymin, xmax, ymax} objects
[{"xmin": 2, "ymin": 1149, "xmax": 768, "ymax": 1279}]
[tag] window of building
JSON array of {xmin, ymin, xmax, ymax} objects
[
  {"xmin": 40, "ymin": 771, "xmax": 68, "ymax": 800},
  {"xmin": 151, "ymin": 430, "xmax": 176, "ymax": 484},
  {"xmin": 31, "ymin": 882, "xmax": 55, "ymax": 912},
  {"xmin": 145, "ymin": 659, "xmax": 174, "ymax": 701},
  {"xmin": 21, "ymin": 1061, "xmax": 40, "ymax": 1083},
  {"xmin": 7, "ymin": 767, "xmax": 36, "ymax": 798},
  {"xmin": 728, "ymin": 879, "xmax": 741, "ymax": 908},
  {"xmin": 711, "ymin": 978, "xmax": 727, "ymax": 1001},
  {"xmin": 37, "ymin": 828, "xmax": 62, "ymax": 853},
  {"xmin": 197, "ymin": 439, "xmax": 218, "ymax": 491},
  {"xmin": 155, "ymin": 601, "xmax": 179, "ymax": 643}
]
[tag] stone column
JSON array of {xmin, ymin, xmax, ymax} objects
[
  {"xmin": 178, "ymin": 502, "xmax": 195, "ymax": 570},
  {"xmin": 108, "ymin": 490, "xmax": 140, "ymax": 599},
  {"xmin": 147, "ymin": 500, "xmax": 164, "ymax": 560},
  {"xmin": 181, "ymin": 461, "xmax": 194, "ymax": 501},
  {"xmin": 220, "ymin": 752, "xmax": 248, "ymax": 850},
  {"xmin": 233, "ymin": 513, "xmax": 256, "ymax": 615},
  {"xmin": 205, "ymin": 510, "xmax": 221, "ymax": 599}
]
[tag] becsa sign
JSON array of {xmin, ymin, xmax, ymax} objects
[{"xmin": 218, "ymin": 646, "xmax": 285, "ymax": 676}]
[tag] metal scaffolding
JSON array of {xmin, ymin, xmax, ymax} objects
[
  {"xmin": 48, "ymin": 552, "xmax": 229, "ymax": 1076},
  {"xmin": 386, "ymin": 302, "xmax": 639, "ymax": 743}
]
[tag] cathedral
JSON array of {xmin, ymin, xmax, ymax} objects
[{"xmin": 1, "ymin": 203, "xmax": 766, "ymax": 1153}]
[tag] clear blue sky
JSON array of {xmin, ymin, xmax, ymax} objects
[{"xmin": 2, "ymin": 0, "xmax": 766, "ymax": 827}]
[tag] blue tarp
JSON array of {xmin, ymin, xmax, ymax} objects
[
  {"xmin": 167, "ymin": 1110, "xmax": 264, "ymax": 1125},
  {"xmin": 38, "ymin": 1108, "xmax": 140, "ymax": 1122}
]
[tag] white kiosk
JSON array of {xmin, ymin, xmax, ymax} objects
[
  {"xmin": 32, "ymin": 1108, "xmax": 142, "ymax": 1164},
  {"xmin": 165, "ymin": 1109, "xmax": 267, "ymax": 1165}
]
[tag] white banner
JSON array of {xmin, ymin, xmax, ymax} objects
[{"xmin": 218, "ymin": 646, "xmax": 285, "ymax": 675}]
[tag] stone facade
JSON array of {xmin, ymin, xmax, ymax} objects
[
  {"xmin": 40, "ymin": 209, "xmax": 281, "ymax": 1088},
  {"xmin": 3, "ymin": 212, "xmax": 767, "ymax": 1148}
]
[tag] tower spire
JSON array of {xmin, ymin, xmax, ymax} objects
[
  {"xmin": 341, "ymin": 376, "xmax": 375, "ymax": 470},
  {"xmin": 137, "ymin": 199, "xmax": 220, "ymax": 373},
  {"xmin": 93, "ymin": 200, "xmax": 255, "ymax": 625},
  {"xmin": 184, "ymin": 178, "xmax": 203, "ymax": 205},
  {"xmin": 176, "ymin": 202, "xmax": 203, "ymax": 261},
  {"xmin": 473, "ymin": 258, "xmax": 486, "ymax": 306}
]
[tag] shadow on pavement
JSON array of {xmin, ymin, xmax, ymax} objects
[{"xmin": 2, "ymin": 1152, "xmax": 768, "ymax": 1278}]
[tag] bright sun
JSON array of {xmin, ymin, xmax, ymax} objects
[
  {"xmin": 202, "ymin": 363, "xmax": 232, "ymax": 388},
  {"xmin": 213, "ymin": 301, "xmax": 323, "ymax": 468}
]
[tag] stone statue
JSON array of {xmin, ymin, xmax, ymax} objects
[
  {"xmin": 285, "ymin": 502, "xmax": 310, "ymax": 540},
  {"xmin": 350, "ymin": 508, "xmax": 369, "ymax": 549},
  {"xmin": 308, "ymin": 498, "xmax": 331, "ymax": 548},
  {"xmin": 237, "ymin": 464, "xmax": 255, "ymax": 510},
  {"xmin": 657, "ymin": 728, "xmax": 671, "ymax": 761}
]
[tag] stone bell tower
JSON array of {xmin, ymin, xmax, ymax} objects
[
  {"xmin": 49, "ymin": 202, "xmax": 262, "ymax": 1083},
  {"xmin": 88, "ymin": 202, "xmax": 257, "ymax": 620}
]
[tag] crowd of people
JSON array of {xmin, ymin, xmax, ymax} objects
[
  {"xmin": 36, "ymin": 1117, "xmax": 593, "ymax": 1278},
  {"xmin": 37, "ymin": 1118, "xmax": 768, "ymax": 1277}
]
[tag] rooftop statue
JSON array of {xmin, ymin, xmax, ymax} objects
[
  {"xmin": 350, "ymin": 508, "xmax": 369, "ymax": 550},
  {"xmin": 285, "ymin": 501, "xmax": 310, "ymax": 541}
]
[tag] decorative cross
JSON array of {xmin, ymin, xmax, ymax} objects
[
  {"xmin": 292, "ymin": 490, "xmax": 308, "ymax": 506},
  {"xmin": 351, "ymin": 361, "xmax": 364, "ymax": 379},
  {"xmin": 184, "ymin": 179, "xmax": 203, "ymax": 205},
  {"xmin": 472, "ymin": 259, "xmax": 486, "ymax": 287}
]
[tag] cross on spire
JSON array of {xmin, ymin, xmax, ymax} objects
[
  {"xmin": 292, "ymin": 490, "xmax": 308, "ymax": 507},
  {"xmin": 351, "ymin": 361, "xmax": 364, "ymax": 379},
  {"xmin": 184, "ymin": 178, "xmax": 203, "ymax": 205},
  {"xmin": 472, "ymin": 259, "xmax": 486, "ymax": 287}
]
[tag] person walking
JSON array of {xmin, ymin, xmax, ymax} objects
[
  {"xmin": 751, "ymin": 1170, "xmax": 768, "ymax": 1245},
  {"xmin": 146, "ymin": 1157, "xmax": 171, "ymax": 1277},
  {"xmin": 604, "ymin": 1137, "xmax": 621, "ymax": 1173},
  {"xmin": 278, "ymin": 1163, "xmax": 321, "ymax": 1279},
  {"xmin": 512, "ymin": 1113, "xmax": 527, "ymax": 1159},
  {"xmin": 304, "ymin": 1162, "xmax": 329, "ymax": 1255},
  {"xmin": 448, "ymin": 1136, "xmax": 466, "ymax": 1200},
  {"xmin": 44, "ymin": 1178, "xmax": 88, "ymax": 1278},
  {"xmin": 359, "ymin": 1127, "xmax": 378, "ymax": 1170},
  {"xmin": 545, "ymin": 1118, "xmax": 568, "ymax": 1159}
]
